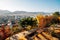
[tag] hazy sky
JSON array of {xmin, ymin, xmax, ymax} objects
[{"xmin": 0, "ymin": 0, "xmax": 60, "ymax": 12}]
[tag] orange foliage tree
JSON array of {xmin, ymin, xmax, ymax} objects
[
  {"xmin": 0, "ymin": 25, "xmax": 12, "ymax": 40},
  {"xmin": 36, "ymin": 15, "xmax": 46, "ymax": 28},
  {"xmin": 36, "ymin": 14, "xmax": 58, "ymax": 28}
]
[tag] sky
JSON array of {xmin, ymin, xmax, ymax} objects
[{"xmin": 0, "ymin": 0, "xmax": 60, "ymax": 12}]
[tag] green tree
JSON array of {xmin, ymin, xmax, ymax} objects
[
  {"xmin": 53, "ymin": 12, "xmax": 60, "ymax": 17},
  {"xmin": 19, "ymin": 17, "xmax": 37, "ymax": 28},
  {"xmin": 52, "ymin": 12, "xmax": 60, "ymax": 24}
]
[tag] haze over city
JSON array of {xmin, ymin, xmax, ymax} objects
[{"xmin": 0, "ymin": 0, "xmax": 60, "ymax": 12}]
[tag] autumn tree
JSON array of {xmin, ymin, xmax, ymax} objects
[
  {"xmin": 5, "ymin": 26, "xmax": 12, "ymax": 38},
  {"xmin": 36, "ymin": 12, "xmax": 60, "ymax": 28},
  {"xmin": 36, "ymin": 15, "xmax": 47, "ymax": 28},
  {"xmin": 0, "ymin": 25, "xmax": 12, "ymax": 40}
]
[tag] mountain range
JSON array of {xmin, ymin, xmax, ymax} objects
[{"xmin": 0, "ymin": 10, "xmax": 51, "ymax": 16}]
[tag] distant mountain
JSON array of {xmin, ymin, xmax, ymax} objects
[
  {"xmin": 0, "ymin": 10, "xmax": 51, "ymax": 16},
  {"xmin": 0, "ymin": 10, "xmax": 11, "ymax": 14}
]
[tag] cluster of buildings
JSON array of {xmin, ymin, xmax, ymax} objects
[{"xmin": 0, "ymin": 15, "xmax": 21, "ymax": 28}]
